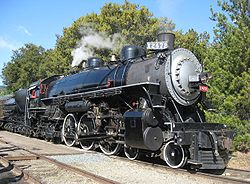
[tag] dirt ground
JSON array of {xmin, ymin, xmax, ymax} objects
[
  {"xmin": 1, "ymin": 130, "xmax": 249, "ymax": 172},
  {"xmin": 228, "ymin": 151, "xmax": 250, "ymax": 170}
]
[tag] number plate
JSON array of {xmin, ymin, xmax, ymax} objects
[
  {"xmin": 199, "ymin": 85, "xmax": 209, "ymax": 92},
  {"xmin": 147, "ymin": 41, "xmax": 169, "ymax": 50}
]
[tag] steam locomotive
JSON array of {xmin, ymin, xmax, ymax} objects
[{"xmin": 0, "ymin": 32, "xmax": 234, "ymax": 171}]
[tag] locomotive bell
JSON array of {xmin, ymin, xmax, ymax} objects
[{"xmin": 157, "ymin": 32, "xmax": 175, "ymax": 50}]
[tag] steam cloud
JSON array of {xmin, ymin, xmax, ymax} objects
[{"xmin": 71, "ymin": 29, "xmax": 121, "ymax": 67}]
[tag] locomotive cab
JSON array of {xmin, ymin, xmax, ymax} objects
[
  {"xmin": 26, "ymin": 75, "xmax": 62, "ymax": 118},
  {"xmin": 29, "ymin": 82, "xmax": 41, "ymax": 108}
]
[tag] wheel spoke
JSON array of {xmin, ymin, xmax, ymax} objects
[
  {"xmin": 99, "ymin": 119, "xmax": 122, "ymax": 156},
  {"xmin": 77, "ymin": 113, "xmax": 95, "ymax": 151},
  {"xmin": 99, "ymin": 140, "xmax": 121, "ymax": 156},
  {"xmin": 124, "ymin": 146, "xmax": 139, "ymax": 160},
  {"xmin": 62, "ymin": 114, "xmax": 77, "ymax": 147}
]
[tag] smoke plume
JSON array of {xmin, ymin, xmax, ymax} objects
[{"xmin": 71, "ymin": 28, "xmax": 121, "ymax": 67}]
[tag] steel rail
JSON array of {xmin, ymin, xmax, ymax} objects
[
  {"xmin": 41, "ymin": 152, "xmax": 92, "ymax": 156},
  {"xmin": 227, "ymin": 167, "xmax": 250, "ymax": 173},
  {"xmin": 4, "ymin": 155, "xmax": 39, "ymax": 161},
  {"xmin": 1, "ymin": 135, "xmax": 249, "ymax": 184},
  {"xmin": 110, "ymin": 155, "xmax": 250, "ymax": 184},
  {"xmin": 39, "ymin": 155, "xmax": 119, "ymax": 184},
  {"xmin": 197, "ymin": 169, "xmax": 250, "ymax": 184},
  {"xmin": 0, "ymin": 139, "xmax": 120, "ymax": 184},
  {"xmin": 0, "ymin": 156, "xmax": 42, "ymax": 184}
]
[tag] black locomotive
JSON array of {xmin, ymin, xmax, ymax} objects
[{"xmin": 0, "ymin": 32, "xmax": 234, "ymax": 171}]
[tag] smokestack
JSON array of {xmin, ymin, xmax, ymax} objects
[{"xmin": 157, "ymin": 32, "xmax": 175, "ymax": 50}]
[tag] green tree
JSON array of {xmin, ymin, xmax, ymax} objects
[
  {"xmin": 2, "ymin": 43, "xmax": 47, "ymax": 91},
  {"xmin": 205, "ymin": 0, "xmax": 250, "ymax": 152},
  {"xmin": 0, "ymin": 87, "xmax": 11, "ymax": 96},
  {"xmin": 2, "ymin": 1, "xmax": 173, "ymax": 91},
  {"xmin": 38, "ymin": 48, "xmax": 70, "ymax": 77},
  {"xmin": 53, "ymin": 1, "xmax": 160, "ymax": 66},
  {"xmin": 51, "ymin": 1, "xmax": 209, "ymax": 71},
  {"xmin": 175, "ymin": 29, "xmax": 210, "ymax": 61}
]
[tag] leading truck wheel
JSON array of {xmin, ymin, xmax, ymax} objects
[
  {"xmin": 163, "ymin": 140, "xmax": 187, "ymax": 168},
  {"xmin": 62, "ymin": 114, "xmax": 77, "ymax": 147}
]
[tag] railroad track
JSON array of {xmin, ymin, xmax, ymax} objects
[
  {"xmin": 0, "ymin": 135, "xmax": 249, "ymax": 184},
  {"xmin": 110, "ymin": 154, "xmax": 250, "ymax": 184},
  {"xmin": 197, "ymin": 168, "xmax": 250, "ymax": 184},
  {"xmin": 0, "ymin": 156, "xmax": 41, "ymax": 184},
  {"xmin": 224, "ymin": 168, "xmax": 250, "ymax": 183},
  {"xmin": 0, "ymin": 139, "xmax": 119, "ymax": 184}
]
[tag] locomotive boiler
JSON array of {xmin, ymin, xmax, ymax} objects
[{"xmin": 0, "ymin": 32, "xmax": 234, "ymax": 171}]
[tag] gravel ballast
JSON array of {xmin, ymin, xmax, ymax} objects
[
  {"xmin": 50, "ymin": 153, "xmax": 223, "ymax": 184},
  {"xmin": 0, "ymin": 131, "xmax": 228, "ymax": 184}
]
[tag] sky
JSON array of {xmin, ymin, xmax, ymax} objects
[{"xmin": 0, "ymin": 0, "xmax": 220, "ymax": 86}]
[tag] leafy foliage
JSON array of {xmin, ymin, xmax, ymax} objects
[
  {"xmin": 2, "ymin": 1, "xmax": 161, "ymax": 89},
  {"xmin": 2, "ymin": 44, "xmax": 47, "ymax": 91},
  {"xmin": 0, "ymin": 87, "xmax": 11, "ymax": 96},
  {"xmin": 55, "ymin": 1, "xmax": 160, "ymax": 62},
  {"xmin": 175, "ymin": 29, "xmax": 210, "ymax": 61},
  {"xmin": 205, "ymin": 0, "xmax": 250, "ymax": 151}
]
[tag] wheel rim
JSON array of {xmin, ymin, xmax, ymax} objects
[
  {"xmin": 77, "ymin": 113, "xmax": 95, "ymax": 151},
  {"xmin": 163, "ymin": 140, "xmax": 186, "ymax": 168},
  {"xmin": 99, "ymin": 140, "xmax": 121, "ymax": 156},
  {"xmin": 99, "ymin": 118, "xmax": 122, "ymax": 156},
  {"xmin": 124, "ymin": 146, "xmax": 139, "ymax": 160},
  {"xmin": 62, "ymin": 114, "xmax": 77, "ymax": 147}
]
